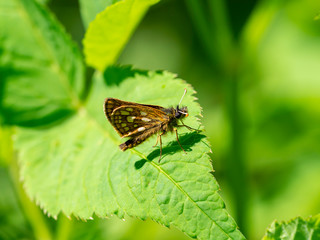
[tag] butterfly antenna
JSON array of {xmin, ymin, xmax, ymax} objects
[{"xmin": 178, "ymin": 88, "xmax": 187, "ymax": 107}]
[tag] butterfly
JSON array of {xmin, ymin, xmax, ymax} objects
[{"xmin": 104, "ymin": 89, "xmax": 199, "ymax": 162}]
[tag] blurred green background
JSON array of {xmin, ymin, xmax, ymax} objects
[{"xmin": 1, "ymin": 0, "xmax": 320, "ymax": 239}]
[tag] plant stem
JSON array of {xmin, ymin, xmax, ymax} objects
[
  {"xmin": 184, "ymin": 0, "xmax": 221, "ymax": 69},
  {"xmin": 224, "ymin": 61, "xmax": 248, "ymax": 234},
  {"xmin": 9, "ymin": 156, "xmax": 53, "ymax": 240},
  {"xmin": 55, "ymin": 215, "xmax": 73, "ymax": 240},
  {"xmin": 185, "ymin": 0, "xmax": 249, "ymax": 235}
]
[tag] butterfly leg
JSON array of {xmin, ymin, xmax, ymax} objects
[
  {"xmin": 153, "ymin": 134, "xmax": 159, "ymax": 147},
  {"xmin": 178, "ymin": 120, "xmax": 201, "ymax": 132},
  {"xmin": 174, "ymin": 128, "xmax": 186, "ymax": 154},
  {"xmin": 158, "ymin": 133, "xmax": 163, "ymax": 163}
]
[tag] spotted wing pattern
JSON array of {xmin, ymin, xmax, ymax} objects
[{"xmin": 104, "ymin": 98, "xmax": 169, "ymax": 137}]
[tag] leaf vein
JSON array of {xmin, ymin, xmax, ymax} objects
[{"xmin": 133, "ymin": 149, "xmax": 230, "ymax": 238}]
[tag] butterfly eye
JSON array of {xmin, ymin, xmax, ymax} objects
[{"xmin": 176, "ymin": 110, "xmax": 188, "ymax": 118}]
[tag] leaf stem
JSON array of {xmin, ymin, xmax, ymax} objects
[
  {"xmin": 185, "ymin": 0, "xmax": 234, "ymax": 73},
  {"xmin": 184, "ymin": 0, "xmax": 219, "ymax": 67},
  {"xmin": 224, "ymin": 65, "xmax": 248, "ymax": 234},
  {"xmin": 186, "ymin": 0, "xmax": 249, "ymax": 235},
  {"xmin": 9, "ymin": 155, "xmax": 53, "ymax": 240}
]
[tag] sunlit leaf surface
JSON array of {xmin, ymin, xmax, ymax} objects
[
  {"xmin": 263, "ymin": 215, "xmax": 320, "ymax": 240},
  {"xmin": 16, "ymin": 68, "xmax": 245, "ymax": 240}
]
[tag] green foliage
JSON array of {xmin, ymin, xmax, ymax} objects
[
  {"xmin": 239, "ymin": 2, "xmax": 320, "ymax": 237},
  {"xmin": 1, "ymin": 0, "xmax": 319, "ymax": 239},
  {"xmin": 0, "ymin": 0, "xmax": 84, "ymax": 127},
  {"xmin": 83, "ymin": 0, "xmax": 159, "ymax": 71},
  {"xmin": 263, "ymin": 215, "xmax": 320, "ymax": 240},
  {"xmin": 15, "ymin": 67, "xmax": 244, "ymax": 240},
  {"xmin": 0, "ymin": 0, "xmax": 246, "ymax": 239}
]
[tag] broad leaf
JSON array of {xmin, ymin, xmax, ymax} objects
[
  {"xmin": 15, "ymin": 67, "xmax": 245, "ymax": 240},
  {"xmin": 0, "ymin": 0, "xmax": 84, "ymax": 126},
  {"xmin": 78, "ymin": 0, "xmax": 121, "ymax": 29},
  {"xmin": 263, "ymin": 215, "xmax": 320, "ymax": 240},
  {"xmin": 83, "ymin": 0, "xmax": 159, "ymax": 71}
]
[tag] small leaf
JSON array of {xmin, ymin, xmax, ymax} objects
[
  {"xmin": 83, "ymin": 0, "xmax": 159, "ymax": 71},
  {"xmin": 263, "ymin": 214, "xmax": 320, "ymax": 240},
  {"xmin": 0, "ymin": 0, "xmax": 84, "ymax": 126},
  {"xmin": 15, "ymin": 67, "xmax": 245, "ymax": 240}
]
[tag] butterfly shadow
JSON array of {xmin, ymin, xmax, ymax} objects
[
  {"xmin": 134, "ymin": 131, "xmax": 206, "ymax": 169},
  {"xmin": 103, "ymin": 65, "xmax": 148, "ymax": 86}
]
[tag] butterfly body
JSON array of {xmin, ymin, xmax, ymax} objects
[{"xmin": 104, "ymin": 98, "xmax": 193, "ymax": 161}]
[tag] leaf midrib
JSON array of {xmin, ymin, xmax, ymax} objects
[{"xmin": 131, "ymin": 149, "xmax": 230, "ymax": 238}]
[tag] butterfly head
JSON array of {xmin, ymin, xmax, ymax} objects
[
  {"xmin": 174, "ymin": 88, "xmax": 189, "ymax": 119},
  {"xmin": 175, "ymin": 105, "xmax": 188, "ymax": 119}
]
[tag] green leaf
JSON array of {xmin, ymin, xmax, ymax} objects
[
  {"xmin": 263, "ymin": 215, "xmax": 320, "ymax": 240},
  {"xmin": 83, "ymin": 0, "xmax": 159, "ymax": 72},
  {"xmin": 0, "ymin": 0, "xmax": 84, "ymax": 126},
  {"xmin": 15, "ymin": 67, "xmax": 245, "ymax": 240},
  {"xmin": 78, "ymin": 0, "xmax": 121, "ymax": 29}
]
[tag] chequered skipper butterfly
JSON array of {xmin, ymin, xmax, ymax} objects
[{"xmin": 104, "ymin": 89, "xmax": 199, "ymax": 162}]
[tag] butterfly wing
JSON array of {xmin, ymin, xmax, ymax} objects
[{"xmin": 104, "ymin": 98, "xmax": 169, "ymax": 137}]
